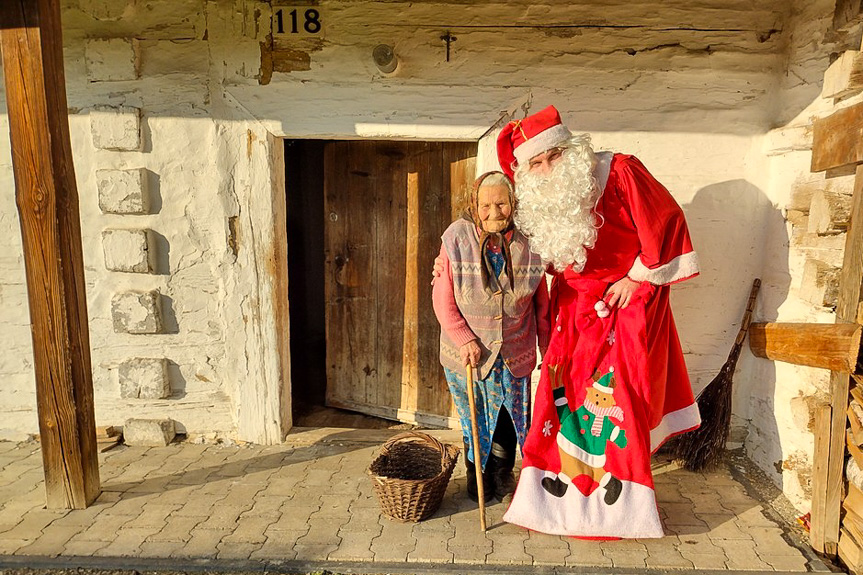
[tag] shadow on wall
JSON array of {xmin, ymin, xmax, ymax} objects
[{"xmin": 673, "ymin": 179, "xmax": 789, "ymax": 459}]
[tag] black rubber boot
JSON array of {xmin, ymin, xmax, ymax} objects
[
  {"xmin": 488, "ymin": 408, "xmax": 518, "ymax": 501},
  {"xmin": 464, "ymin": 440, "xmax": 493, "ymax": 503},
  {"xmin": 488, "ymin": 442, "xmax": 516, "ymax": 501}
]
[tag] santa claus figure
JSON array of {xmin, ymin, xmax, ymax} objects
[{"xmin": 499, "ymin": 105, "xmax": 701, "ymax": 539}]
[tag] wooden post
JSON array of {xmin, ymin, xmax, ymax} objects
[
  {"xmin": 0, "ymin": 0, "xmax": 100, "ymax": 508},
  {"xmin": 811, "ymin": 402, "xmax": 833, "ymax": 553}
]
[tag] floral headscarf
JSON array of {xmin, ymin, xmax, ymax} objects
[{"xmin": 465, "ymin": 171, "xmax": 516, "ymax": 292}]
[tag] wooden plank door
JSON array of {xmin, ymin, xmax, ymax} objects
[{"xmin": 324, "ymin": 141, "xmax": 476, "ymax": 427}]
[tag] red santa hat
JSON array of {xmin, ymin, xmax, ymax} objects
[{"xmin": 496, "ymin": 105, "xmax": 573, "ymax": 179}]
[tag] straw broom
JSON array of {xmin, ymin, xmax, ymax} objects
[{"xmin": 675, "ymin": 278, "xmax": 761, "ymax": 471}]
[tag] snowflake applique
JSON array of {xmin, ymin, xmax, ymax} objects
[
  {"xmin": 542, "ymin": 420, "xmax": 553, "ymax": 437},
  {"xmin": 607, "ymin": 329, "xmax": 616, "ymax": 346}
]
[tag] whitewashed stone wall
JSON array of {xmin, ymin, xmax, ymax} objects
[
  {"xmin": 739, "ymin": 0, "xmax": 857, "ymax": 511},
  {"xmin": 0, "ymin": 0, "xmax": 838, "ymax": 509}
]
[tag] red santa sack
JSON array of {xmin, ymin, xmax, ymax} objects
[{"xmin": 503, "ymin": 274, "xmax": 701, "ymax": 538}]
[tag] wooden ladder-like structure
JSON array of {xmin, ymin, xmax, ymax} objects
[
  {"xmin": 808, "ymin": 101, "xmax": 863, "ymax": 561},
  {"xmin": 749, "ymin": 100, "xmax": 863, "ymax": 563},
  {"xmin": 748, "ymin": 4, "xmax": 863, "ymax": 565}
]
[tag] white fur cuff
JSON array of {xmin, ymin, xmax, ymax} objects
[
  {"xmin": 513, "ymin": 124, "xmax": 573, "ymax": 165},
  {"xmin": 628, "ymin": 251, "xmax": 700, "ymax": 285},
  {"xmin": 650, "ymin": 402, "xmax": 701, "ymax": 452}
]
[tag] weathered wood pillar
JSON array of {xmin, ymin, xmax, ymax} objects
[
  {"xmin": 0, "ymin": 0, "xmax": 100, "ymax": 508},
  {"xmin": 808, "ymin": 102, "xmax": 863, "ymax": 555}
]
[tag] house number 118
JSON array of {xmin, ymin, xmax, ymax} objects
[{"xmin": 275, "ymin": 8, "xmax": 322, "ymax": 34}]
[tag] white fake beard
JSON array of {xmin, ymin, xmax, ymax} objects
[{"xmin": 513, "ymin": 142, "xmax": 601, "ymax": 272}]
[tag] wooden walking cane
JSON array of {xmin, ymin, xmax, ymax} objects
[{"xmin": 465, "ymin": 363, "xmax": 487, "ymax": 531}]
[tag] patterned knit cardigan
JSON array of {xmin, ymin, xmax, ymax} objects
[{"xmin": 439, "ymin": 219, "xmax": 547, "ymax": 379}]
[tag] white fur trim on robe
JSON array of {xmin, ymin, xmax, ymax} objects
[
  {"xmin": 650, "ymin": 402, "xmax": 702, "ymax": 452},
  {"xmin": 628, "ymin": 251, "xmax": 700, "ymax": 286},
  {"xmin": 504, "ymin": 466, "xmax": 666, "ymax": 538},
  {"xmin": 594, "ymin": 151, "xmax": 613, "ymax": 193}
]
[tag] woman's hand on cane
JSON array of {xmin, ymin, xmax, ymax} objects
[{"xmin": 460, "ymin": 340, "xmax": 481, "ymax": 367}]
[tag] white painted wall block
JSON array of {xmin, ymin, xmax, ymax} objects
[
  {"xmin": 78, "ymin": 0, "xmax": 129, "ymax": 21},
  {"xmin": 124, "ymin": 418, "xmax": 176, "ymax": 446},
  {"xmin": 90, "ymin": 105, "xmax": 142, "ymax": 151},
  {"xmin": 85, "ymin": 38, "xmax": 138, "ymax": 82},
  {"xmin": 96, "ymin": 168, "xmax": 149, "ymax": 214},
  {"xmin": 102, "ymin": 229, "xmax": 154, "ymax": 273},
  {"xmin": 119, "ymin": 358, "xmax": 171, "ymax": 400},
  {"xmin": 111, "ymin": 290, "xmax": 163, "ymax": 334}
]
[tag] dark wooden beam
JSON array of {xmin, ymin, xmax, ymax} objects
[
  {"xmin": 0, "ymin": 0, "xmax": 99, "ymax": 508},
  {"xmin": 748, "ymin": 322, "xmax": 861, "ymax": 373},
  {"xmin": 812, "ymin": 102, "xmax": 863, "ymax": 173},
  {"xmin": 834, "ymin": 0, "xmax": 863, "ymax": 32}
]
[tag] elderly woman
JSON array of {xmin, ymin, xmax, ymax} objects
[{"xmin": 432, "ymin": 171, "xmax": 550, "ymax": 502}]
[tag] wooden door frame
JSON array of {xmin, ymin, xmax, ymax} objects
[
  {"xmin": 226, "ymin": 126, "xmax": 293, "ymax": 444},
  {"xmin": 270, "ymin": 133, "xmax": 292, "ymax": 439}
]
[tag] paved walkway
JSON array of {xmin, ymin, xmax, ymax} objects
[{"xmin": 0, "ymin": 428, "xmax": 838, "ymax": 574}]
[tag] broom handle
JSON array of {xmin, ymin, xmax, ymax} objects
[
  {"xmin": 465, "ymin": 363, "xmax": 487, "ymax": 531},
  {"xmin": 725, "ymin": 279, "xmax": 761, "ymax": 370},
  {"xmin": 734, "ymin": 278, "xmax": 762, "ymax": 347}
]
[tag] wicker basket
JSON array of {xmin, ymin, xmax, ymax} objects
[{"xmin": 368, "ymin": 431, "xmax": 460, "ymax": 522}]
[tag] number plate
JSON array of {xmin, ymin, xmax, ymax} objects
[{"xmin": 273, "ymin": 6, "xmax": 324, "ymax": 37}]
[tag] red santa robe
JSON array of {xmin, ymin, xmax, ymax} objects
[{"xmin": 503, "ymin": 152, "xmax": 700, "ymax": 539}]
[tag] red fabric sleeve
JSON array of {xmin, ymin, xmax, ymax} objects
[
  {"xmin": 614, "ymin": 156, "xmax": 699, "ymax": 285},
  {"xmin": 548, "ymin": 271, "xmax": 560, "ymax": 327},
  {"xmin": 534, "ymin": 274, "xmax": 551, "ymax": 356},
  {"xmin": 431, "ymin": 244, "xmax": 478, "ymax": 347}
]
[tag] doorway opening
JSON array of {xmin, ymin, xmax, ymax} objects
[{"xmin": 284, "ymin": 139, "xmax": 476, "ymax": 429}]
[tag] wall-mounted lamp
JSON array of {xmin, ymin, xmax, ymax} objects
[{"xmin": 373, "ymin": 44, "xmax": 398, "ymax": 75}]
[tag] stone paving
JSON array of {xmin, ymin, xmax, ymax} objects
[{"xmin": 0, "ymin": 428, "xmax": 838, "ymax": 573}]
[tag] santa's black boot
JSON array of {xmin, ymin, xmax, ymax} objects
[
  {"xmin": 541, "ymin": 476, "xmax": 568, "ymax": 497},
  {"xmin": 464, "ymin": 440, "xmax": 494, "ymax": 503},
  {"xmin": 602, "ymin": 474, "xmax": 623, "ymax": 505},
  {"xmin": 488, "ymin": 442, "xmax": 516, "ymax": 501}
]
